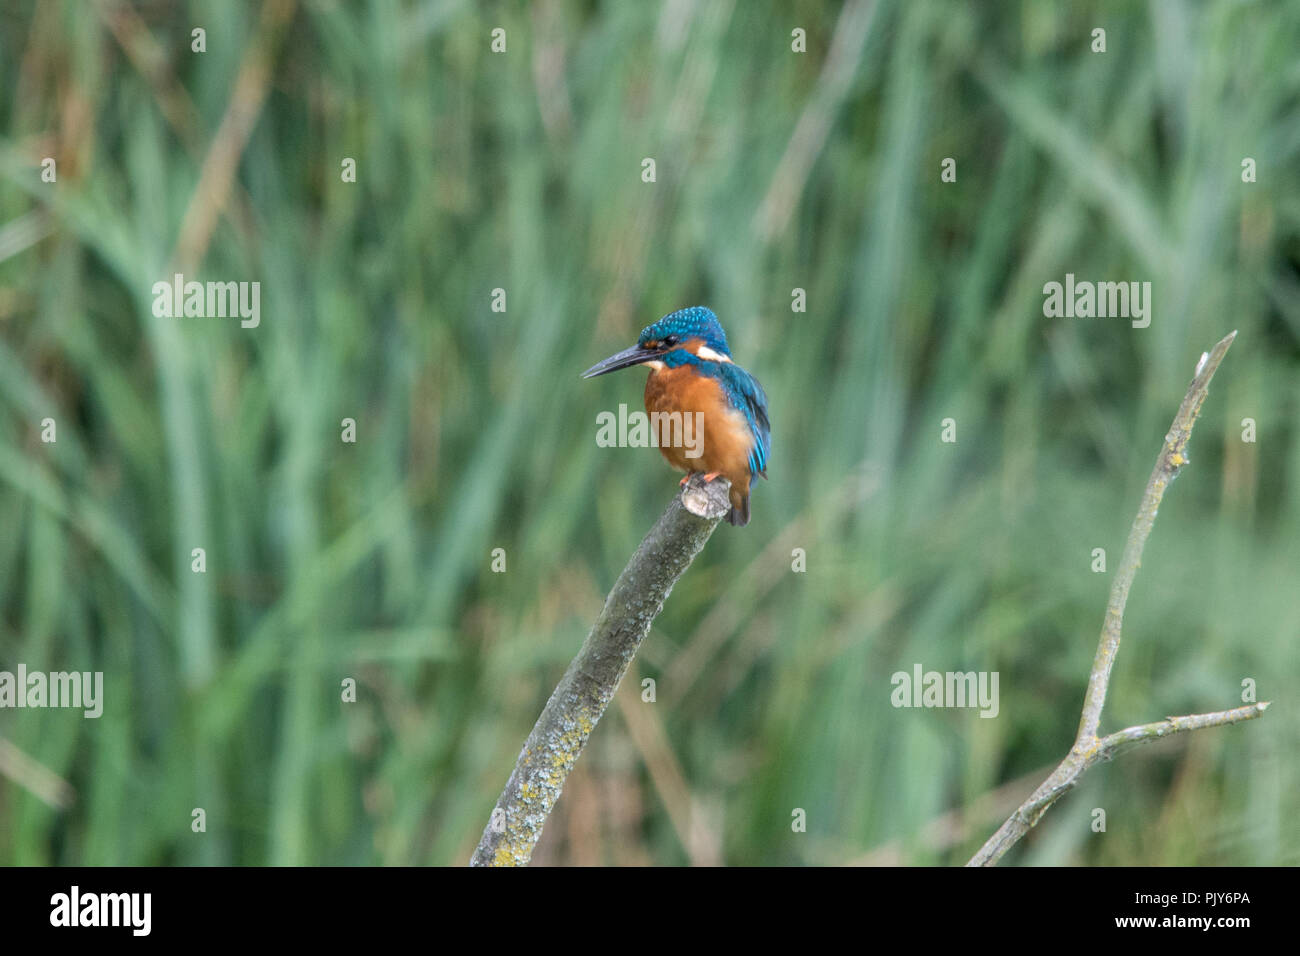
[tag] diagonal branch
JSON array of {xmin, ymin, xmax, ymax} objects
[
  {"xmin": 967, "ymin": 331, "xmax": 1269, "ymax": 866},
  {"xmin": 1076, "ymin": 331, "xmax": 1238, "ymax": 743},
  {"xmin": 470, "ymin": 474, "xmax": 732, "ymax": 866}
]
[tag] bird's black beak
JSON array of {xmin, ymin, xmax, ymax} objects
[{"xmin": 581, "ymin": 343, "xmax": 666, "ymax": 379}]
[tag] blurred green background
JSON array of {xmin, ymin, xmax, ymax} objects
[{"xmin": 1, "ymin": 0, "xmax": 1297, "ymax": 866}]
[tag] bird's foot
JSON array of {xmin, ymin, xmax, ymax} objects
[
  {"xmin": 702, "ymin": 471, "xmax": 722, "ymax": 482},
  {"xmin": 679, "ymin": 473, "xmax": 694, "ymax": 487}
]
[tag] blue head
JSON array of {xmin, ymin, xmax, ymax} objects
[
  {"xmin": 582, "ymin": 306, "xmax": 731, "ymax": 378},
  {"xmin": 636, "ymin": 306, "xmax": 730, "ymax": 358}
]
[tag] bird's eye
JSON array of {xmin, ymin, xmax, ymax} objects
[{"xmin": 663, "ymin": 335, "xmax": 679, "ymax": 346}]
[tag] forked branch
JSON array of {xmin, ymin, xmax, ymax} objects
[{"xmin": 967, "ymin": 331, "xmax": 1268, "ymax": 866}]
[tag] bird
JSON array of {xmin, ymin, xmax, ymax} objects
[{"xmin": 582, "ymin": 306, "xmax": 770, "ymax": 526}]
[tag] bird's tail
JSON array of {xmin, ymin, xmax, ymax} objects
[{"xmin": 727, "ymin": 492, "xmax": 751, "ymax": 527}]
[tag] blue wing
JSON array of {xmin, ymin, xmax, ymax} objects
[{"xmin": 718, "ymin": 363, "xmax": 771, "ymax": 479}]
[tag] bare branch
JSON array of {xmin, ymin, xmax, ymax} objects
[
  {"xmin": 470, "ymin": 474, "xmax": 731, "ymax": 866},
  {"xmin": 1097, "ymin": 702, "xmax": 1270, "ymax": 757},
  {"xmin": 1076, "ymin": 330, "xmax": 1238, "ymax": 743},
  {"xmin": 967, "ymin": 331, "xmax": 1268, "ymax": 867}
]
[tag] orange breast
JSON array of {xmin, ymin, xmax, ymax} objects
[{"xmin": 643, "ymin": 366, "xmax": 754, "ymax": 508}]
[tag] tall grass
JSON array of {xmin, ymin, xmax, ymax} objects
[{"xmin": 0, "ymin": 0, "xmax": 1297, "ymax": 865}]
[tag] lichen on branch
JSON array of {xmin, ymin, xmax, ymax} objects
[{"xmin": 470, "ymin": 474, "xmax": 731, "ymax": 866}]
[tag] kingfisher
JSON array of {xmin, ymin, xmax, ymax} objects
[{"xmin": 582, "ymin": 306, "xmax": 771, "ymax": 526}]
